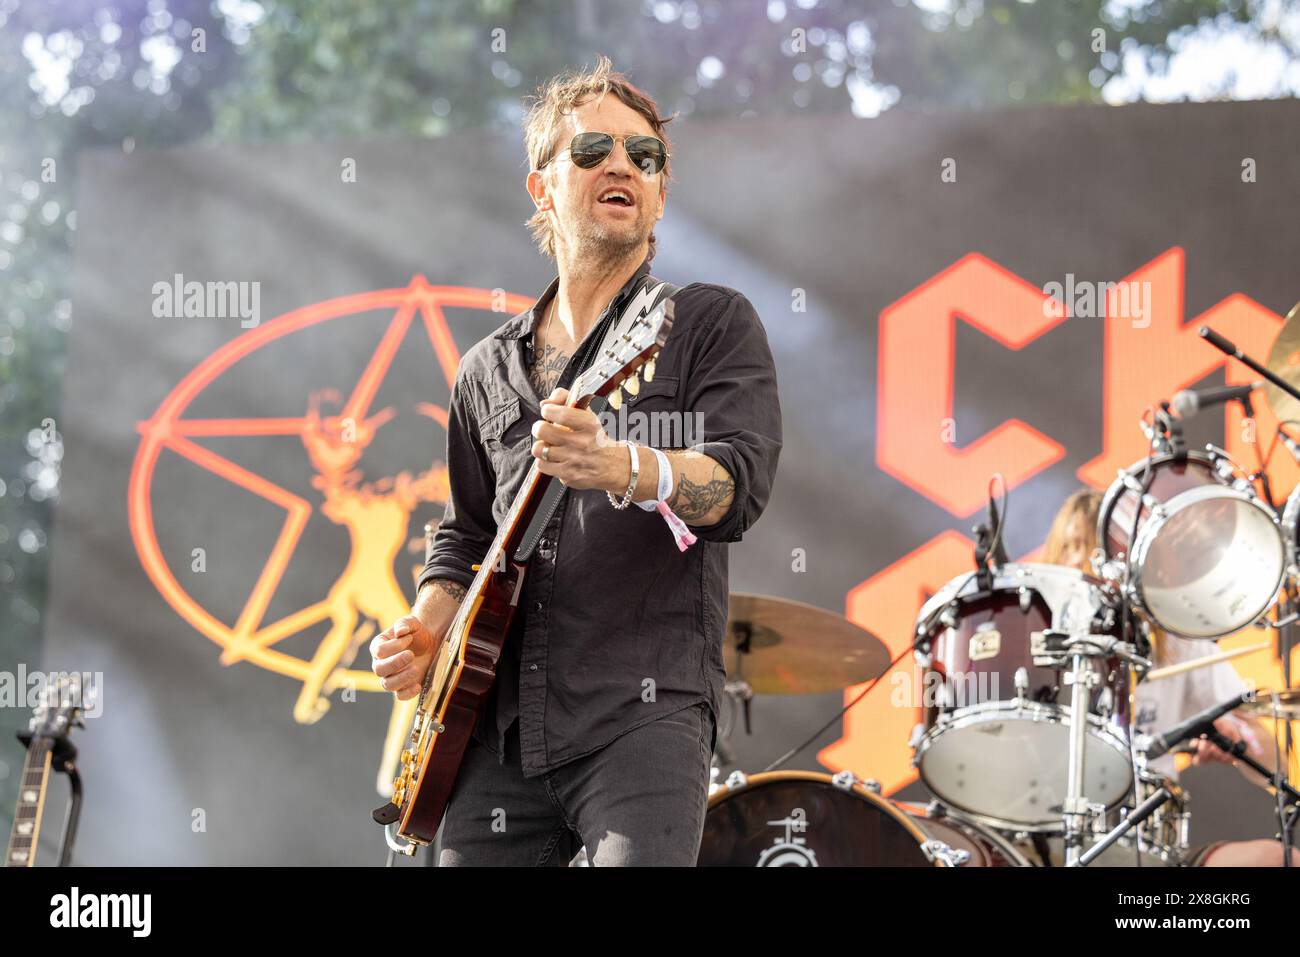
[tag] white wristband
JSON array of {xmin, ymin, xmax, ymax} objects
[{"xmin": 635, "ymin": 446, "xmax": 673, "ymax": 511}]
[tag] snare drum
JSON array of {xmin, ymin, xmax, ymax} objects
[
  {"xmin": 1011, "ymin": 769, "xmax": 1190, "ymax": 867},
  {"xmin": 698, "ymin": 771, "xmax": 1021, "ymax": 866},
  {"xmin": 912, "ymin": 563, "xmax": 1133, "ymax": 832},
  {"xmin": 1099, "ymin": 448, "xmax": 1286, "ymax": 639}
]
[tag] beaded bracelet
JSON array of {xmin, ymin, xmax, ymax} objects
[{"xmin": 606, "ymin": 441, "xmax": 639, "ymax": 510}]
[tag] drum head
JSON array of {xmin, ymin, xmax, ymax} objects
[
  {"xmin": 1101, "ymin": 453, "xmax": 1285, "ymax": 639},
  {"xmin": 698, "ymin": 772, "xmax": 938, "ymax": 867},
  {"xmin": 917, "ymin": 707, "xmax": 1133, "ymax": 829},
  {"xmin": 1135, "ymin": 487, "xmax": 1285, "ymax": 638}
]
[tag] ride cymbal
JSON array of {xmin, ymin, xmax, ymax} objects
[
  {"xmin": 724, "ymin": 592, "xmax": 891, "ymax": 694},
  {"xmin": 1264, "ymin": 301, "xmax": 1300, "ymax": 422}
]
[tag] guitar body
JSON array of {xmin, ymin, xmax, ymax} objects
[
  {"xmin": 379, "ymin": 465, "xmax": 545, "ymax": 846},
  {"xmin": 374, "ymin": 295, "xmax": 674, "ymax": 850},
  {"xmin": 393, "ymin": 553, "xmax": 529, "ymax": 844}
]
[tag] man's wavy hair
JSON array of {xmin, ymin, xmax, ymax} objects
[{"xmin": 523, "ymin": 55, "xmax": 675, "ymax": 263}]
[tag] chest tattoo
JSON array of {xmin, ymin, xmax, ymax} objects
[{"xmin": 529, "ymin": 341, "xmax": 572, "ymax": 400}]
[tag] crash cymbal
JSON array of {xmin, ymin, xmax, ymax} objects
[
  {"xmin": 1264, "ymin": 301, "xmax": 1300, "ymax": 422},
  {"xmin": 1238, "ymin": 688, "xmax": 1300, "ymax": 722},
  {"xmin": 724, "ymin": 593, "xmax": 891, "ymax": 695}
]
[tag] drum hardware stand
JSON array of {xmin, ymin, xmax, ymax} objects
[
  {"xmin": 1074, "ymin": 783, "xmax": 1174, "ymax": 868},
  {"xmin": 1032, "ymin": 630, "xmax": 1150, "ymax": 866},
  {"xmin": 726, "ymin": 619, "xmax": 757, "ymax": 738},
  {"xmin": 1061, "ymin": 649, "xmax": 1098, "ymax": 865},
  {"xmin": 1279, "ymin": 593, "xmax": 1297, "ymax": 864},
  {"xmin": 1266, "ymin": 578, "xmax": 1298, "ymax": 865}
]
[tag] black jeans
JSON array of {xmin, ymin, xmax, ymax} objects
[{"xmin": 437, "ymin": 702, "xmax": 714, "ymax": 866}]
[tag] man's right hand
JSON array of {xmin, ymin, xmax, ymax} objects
[{"xmin": 371, "ymin": 615, "xmax": 435, "ymax": 701}]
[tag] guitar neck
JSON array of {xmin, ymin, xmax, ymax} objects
[
  {"xmin": 5, "ymin": 738, "xmax": 53, "ymax": 867},
  {"xmin": 445, "ymin": 386, "xmax": 598, "ymax": 637},
  {"xmin": 434, "ymin": 335, "xmax": 662, "ymax": 661}
]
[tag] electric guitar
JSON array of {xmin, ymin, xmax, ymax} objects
[
  {"xmin": 6, "ymin": 674, "xmax": 92, "ymax": 867},
  {"xmin": 373, "ymin": 296, "xmax": 675, "ymax": 848}
]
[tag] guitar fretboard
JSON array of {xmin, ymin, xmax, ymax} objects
[
  {"xmin": 5, "ymin": 738, "xmax": 53, "ymax": 867},
  {"xmin": 440, "ymin": 373, "xmax": 596, "ymax": 654}
]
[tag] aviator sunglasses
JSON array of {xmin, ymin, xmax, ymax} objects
[{"xmin": 537, "ymin": 131, "xmax": 669, "ymax": 175}]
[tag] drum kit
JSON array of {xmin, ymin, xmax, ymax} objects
[{"xmin": 699, "ymin": 314, "xmax": 1300, "ymax": 867}]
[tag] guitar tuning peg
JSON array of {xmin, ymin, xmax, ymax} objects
[
  {"xmin": 624, "ymin": 373, "xmax": 640, "ymax": 396},
  {"xmin": 643, "ymin": 358, "xmax": 656, "ymax": 383},
  {"xmin": 608, "ymin": 389, "xmax": 622, "ymax": 411}
]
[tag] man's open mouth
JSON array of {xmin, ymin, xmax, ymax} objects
[{"xmin": 597, "ymin": 189, "xmax": 634, "ymax": 207}]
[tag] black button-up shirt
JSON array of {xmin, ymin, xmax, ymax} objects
[{"xmin": 418, "ymin": 255, "xmax": 782, "ymax": 777}]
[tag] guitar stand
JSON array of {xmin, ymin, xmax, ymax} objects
[{"xmin": 16, "ymin": 731, "xmax": 82, "ymax": 867}]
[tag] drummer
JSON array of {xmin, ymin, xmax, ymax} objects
[{"xmin": 1044, "ymin": 488, "xmax": 1298, "ymax": 867}]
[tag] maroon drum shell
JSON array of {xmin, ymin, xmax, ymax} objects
[
  {"xmin": 1099, "ymin": 452, "xmax": 1222, "ymax": 561},
  {"xmin": 917, "ymin": 582, "xmax": 1129, "ymax": 737},
  {"xmin": 895, "ymin": 802, "xmax": 1027, "ymax": 867}
]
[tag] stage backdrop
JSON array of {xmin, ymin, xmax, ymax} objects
[{"xmin": 26, "ymin": 99, "xmax": 1300, "ymax": 864}]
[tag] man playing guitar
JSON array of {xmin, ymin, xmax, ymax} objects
[{"xmin": 369, "ymin": 57, "xmax": 782, "ymax": 865}]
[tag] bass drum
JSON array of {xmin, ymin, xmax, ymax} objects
[
  {"xmin": 698, "ymin": 771, "xmax": 1022, "ymax": 866},
  {"xmin": 894, "ymin": 802, "xmax": 1031, "ymax": 867}
]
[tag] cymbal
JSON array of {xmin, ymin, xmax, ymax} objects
[
  {"xmin": 724, "ymin": 593, "xmax": 891, "ymax": 695},
  {"xmin": 1264, "ymin": 301, "xmax": 1300, "ymax": 422},
  {"xmin": 1238, "ymin": 688, "xmax": 1300, "ymax": 722}
]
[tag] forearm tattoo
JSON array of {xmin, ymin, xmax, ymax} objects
[
  {"xmin": 668, "ymin": 462, "xmax": 735, "ymax": 523},
  {"xmin": 529, "ymin": 343, "xmax": 571, "ymax": 399},
  {"xmin": 432, "ymin": 579, "xmax": 468, "ymax": 603}
]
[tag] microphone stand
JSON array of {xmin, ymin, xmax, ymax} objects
[
  {"xmin": 1074, "ymin": 784, "xmax": 1174, "ymax": 868},
  {"xmin": 1204, "ymin": 728, "xmax": 1300, "ymax": 842},
  {"xmin": 1199, "ymin": 326, "xmax": 1299, "ymax": 864},
  {"xmin": 1199, "ymin": 327, "xmax": 1300, "ymax": 405}
]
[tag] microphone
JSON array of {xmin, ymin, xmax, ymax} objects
[
  {"xmin": 1170, "ymin": 381, "xmax": 1262, "ymax": 419},
  {"xmin": 1143, "ymin": 690, "xmax": 1253, "ymax": 760}
]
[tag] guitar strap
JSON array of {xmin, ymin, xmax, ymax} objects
[{"xmin": 514, "ymin": 273, "xmax": 679, "ymax": 562}]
